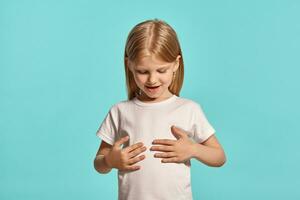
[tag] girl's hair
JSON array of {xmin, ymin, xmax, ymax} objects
[{"xmin": 124, "ymin": 19, "xmax": 184, "ymax": 100}]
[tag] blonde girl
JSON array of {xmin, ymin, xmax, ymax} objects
[{"xmin": 94, "ymin": 19, "xmax": 226, "ymax": 200}]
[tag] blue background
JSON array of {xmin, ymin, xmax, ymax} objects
[{"xmin": 1, "ymin": 0, "xmax": 300, "ymax": 199}]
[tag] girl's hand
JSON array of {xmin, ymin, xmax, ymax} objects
[
  {"xmin": 150, "ymin": 126, "xmax": 195, "ymax": 164},
  {"xmin": 105, "ymin": 136, "xmax": 147, "ymax": 172}
]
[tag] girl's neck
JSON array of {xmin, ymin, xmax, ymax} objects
[{"xmin": 137, "ymin": 91, "xmax": 173, "ymax": 103}]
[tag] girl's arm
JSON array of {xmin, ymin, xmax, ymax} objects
[
  {"xmin": 191, "ymin": 135, "xmax": 226, "ymax": 167},
  {"xmin": 94, "ymin": 136, "xmax": 147, "ymax": 174},
  {"xmin": 94, "ymin": 141, "xmax": 113, "ymax": 174},
  {"xmin": 150, "ymin": 126, "xmax": 226, "ymax": 167}
]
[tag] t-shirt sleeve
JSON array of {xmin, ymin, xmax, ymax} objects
[
  {"xmin": 191, "ymin": 103, "xmax": 216, "ymax": 143},
  {"xmin": 96, "ymin": 105, "xmax": 119, "ymax": 145}
]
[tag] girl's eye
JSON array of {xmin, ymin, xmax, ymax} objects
[
  {"xmin": 136, "ymin": 70, "xmax": 147, "ymax": 74},
  {"xmin": 158, "ymin": 70, "xmax": 167, "ymax": 73}
]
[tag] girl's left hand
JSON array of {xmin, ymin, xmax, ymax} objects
[{"xmin": 150, "ymin": 126, "xmax": 195, "ymax": 164}]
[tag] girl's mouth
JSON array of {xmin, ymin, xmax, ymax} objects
[
  {"xmin": 146, "ymin": 85, "xmax": 160, "ymax": 89},
  {"xmin": 145, "ymin": 85, "xmax": 161, "ymax": 93}
]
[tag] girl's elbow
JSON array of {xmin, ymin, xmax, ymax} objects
[
  {"xmin": 212, "ymin": 150, "xmax": 226, "ymax": 167},
  {"xmin": 217, "ymin": 157, "xmax": 226, "ymax": 167},
  {"xmin": 217, "ymin": 151, "xmax": 227, "ymax": 167}
]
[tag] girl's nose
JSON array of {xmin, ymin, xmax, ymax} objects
[{"xmin": 148, "ymin": 74, "xmax": 157, "ymax": 84}]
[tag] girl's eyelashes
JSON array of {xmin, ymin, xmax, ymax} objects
[
  {"xmin": 136, "ymin": 69, "xmax": 168, "ymax": 74},
  {"xmin": 136, "ymin": 70, "xmax": 148, "ymax": 74}
]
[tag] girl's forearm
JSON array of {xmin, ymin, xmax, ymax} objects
[
  {"xmin": 94, "ymin": 155, "xmax": 112, "ymax": 174},
  {"xmin": 191, "ymin": 143, "xmax": 226, "ymax": 167}
]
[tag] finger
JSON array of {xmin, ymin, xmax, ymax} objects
[
  {"xmin": 150, "ymin": 145, "xmax": 174, "ymax": 152},
  {"xmin": 154, "ymin": 152, "xmax": 176, "ymax": 158},
  {"xmin": 128, "ymin": 146, "xmax": 147, "ymax": 158},
  {"xmin": 161, "ymin": 157, "xmax": 179, "ymax": 163},
  {"xmin": 123, "ymin": 142, "xmax": 144, "ymax": 153},
  {"xmin": 127, "ymin": 154, "xmax": 146, "ymax": 165},
  {"xmin": 152, "ymin": 139, "xmax": 175, "ymax": 145},
  {"xmin": 114, "ymin": 136, "xmax": 129, "ymax": 146},
  {"xmin": 122, "ymin": 165, "xmax": 141, "ymax": 172}
]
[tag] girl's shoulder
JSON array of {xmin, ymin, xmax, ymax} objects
[
  {"xmin": 176, "ymin": 96, "xmax": 203, "ymax": 109},
  {"xmin": 107, "ymin": 98, "xmax": 134, "ymax": 112}
]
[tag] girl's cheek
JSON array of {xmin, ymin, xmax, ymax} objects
[
  {"xmin": 136, "ymin": 75, "xmax": 145, "ymax": 81},
  {"xmin": 135, "ymin": 75, "xmax": 147, "ymax": 85},
  {"xmin": 161, "ymin": 74, "xmax": 173, "ymax": 83}
]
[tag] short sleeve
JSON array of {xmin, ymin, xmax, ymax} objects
[
  {"xmin": 191, "ymin": 103, "xmax": 216, "ymax": 143},
  {"xmin": 96, "ymin": 105, "xmax": 119, "ymax": 145}
]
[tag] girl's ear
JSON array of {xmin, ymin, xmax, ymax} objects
[{"xmin": 173, "ymin": 55, "xmax": 181, "ymax": 72}]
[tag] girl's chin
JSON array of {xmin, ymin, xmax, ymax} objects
[{"xmin": 140, "ymin": 90, "xmax": 161, "ymax": 100}]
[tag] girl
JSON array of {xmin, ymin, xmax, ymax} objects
[{"xmin": 94, "ymin": 19, "xmax": 226, "ymax": 200}]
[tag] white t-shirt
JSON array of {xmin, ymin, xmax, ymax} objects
[{"xmin": 96, "ymin": 94, "xmax": 216, "ymax": 200}]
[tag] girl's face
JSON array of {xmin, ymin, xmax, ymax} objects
[{"xmin": 129, "ymin": 55, "xmax": 181, "ymax": 102}]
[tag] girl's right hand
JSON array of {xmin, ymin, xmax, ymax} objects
[{"xmin": 105, "ymin": 136, "xmax": 147, "ymax": 172}]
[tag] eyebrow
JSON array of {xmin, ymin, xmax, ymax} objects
[{"xmin": 136, "ymin": 66, "xmax": 170, "ymax": 71}]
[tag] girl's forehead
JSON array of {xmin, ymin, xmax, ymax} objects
[{"xmin": 135, "ymin": 55, "xmax": 171, "ymax": 68}]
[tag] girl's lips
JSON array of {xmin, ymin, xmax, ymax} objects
[
  {"xmin": 146, "ymin": 85, "xmax": 160, "ymax": 88},
  {"xmin": 145, "ymin": 85, "xmax": 161, "ymax": 93}
]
